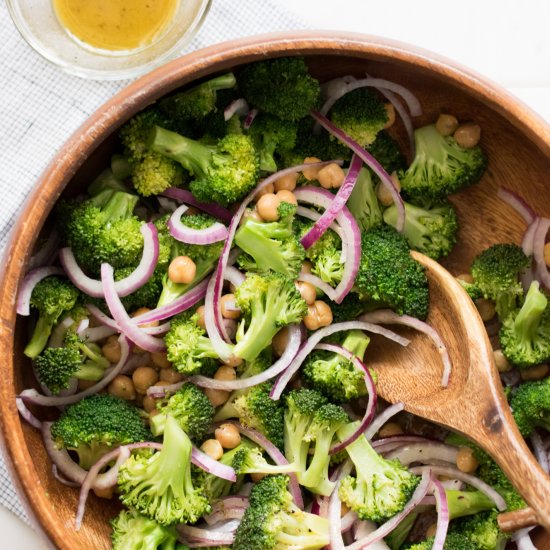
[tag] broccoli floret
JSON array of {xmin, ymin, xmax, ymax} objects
[
  {"xmin": 511, "ymin": 377, "xmax": 550, "ymax": 436},
  {"xmin": 232, "ymin": 474, "xmax": 329, "ymax": 550},
  {"xmin": 451, "ymin": 511, "xmax": 509, "ymax": 550},
  {"xmin": 383, "ymin": 200, "xmax": 459, "ymax": 260},
  {"xmin": 23, "ymin": 276, "xmax": 80, "ymax": 359},
  {"xmin": 337, "ymin": 422, "xmax": 420, "ymax": 522},
  {"xmin": 367, "ymin": 131, "xmax": 406, "ymax": 174},
  {"xmin": 233, "ymin": 272, "xmax": 307, "ymax": 362},
  {"xmin": 232, "ymin": 444, "xmax": 298, "ymax": 475},
  {"xmin": 236, "ymin": 202, "xmax": 305, "ymax": 278},
  {"xmin": 214, "ymin": 382, "xmax": 285, "ymax": 450},
  {"xmin": 499, "ymin": 281, "xmax": 550, "ymax": 368},
  {"xmin": 118, "ymin": 415, "xmax": 210, "ymax": 525},
  {"xmin": 303, "ymin": 330, "xmax": 371, "ymax": 402},
  {"xmin": 51, "ymin": 394, "xmax": 151, "ymax": 470},
  {"xmin": 237, "ymin": 58, "xmax": 321, "ymax": 121},
  {"xmin": 150, "ymin": 383, "xmax": 214, "ymax": 442},
  {"xmin": 164, "ymin": 311, "xmax": 221, "ymax": 375},
  {"xmin": 398, "ymin": 124, "xmax": 487, "ymax": 203},
  {"xmin": 470, "ymin": 243, "xmax": 530, "ymax": 319},
  {"xmin": 118, "ymin": 266, "xmax": 166, "ymax": 311},
  {"xmin": 355, "ymin": 225, "xmax": 430, "ymax": 320},
  {"xmin": 347, "ymin": 168, "xmax": 383, "ymax": 232},
  {"xmin": 203, "ymin": 444, "xmax": 245, "ymax": 501},
  {"xmin": 111, "ymin": 509, "xmax": 179, "ymax": 550},
  {"xmin": 149, "ymin": 126, "xmax": 260, "ymax": 207},
  {"xmin": 247, "ymin": 113, "xmax": 298, "ymax": 172},
  {"xmin": 330, "ymin": 87, "xmax": 388, "ymax": 147},
  {"xmin": 284, "ymin": 389, "xmax": 348, "ymax": 496},
  {"xmin": 401, "ymin": 532, "xmax": 474, "ymax": 550},
  {"xmin": 159, "ymin": 73, "xmax": 237, "ymax": 121},
  {"xmin": 34, "ymin": 330, "xmax": 109, "ymax": 394}
]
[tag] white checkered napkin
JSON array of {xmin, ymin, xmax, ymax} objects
[{"xmin": 0, "ymin": 0, "xmax": 305, "ymax": 524}]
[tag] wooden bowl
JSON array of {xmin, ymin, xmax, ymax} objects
[{"xmin": 1, "ymin": 31, "xmax": 549, "ymax": 549}]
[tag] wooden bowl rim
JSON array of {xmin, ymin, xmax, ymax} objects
[{"xmin": 1, "ymin": 30, "xmax": 550, "ymax": 548}]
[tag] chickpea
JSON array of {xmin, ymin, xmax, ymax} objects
[
  {"xmin": 220, "ymin": 293, "xmax": 241, "ymax": 320},
  {"xmin": 93, "ymin": 486, "xmax": 114, "ymax": 499},
  {"xmin": 196, "ymin": 305, "xmax": 206, "ymax": 330},
  {"xmin": 142, "ymin": 395, "xmax": 158, "ymax": 413},
  {"xmin": 425, "ymin": 523, "xmax": 438, "ymax": 538},
  {"xmin": 183, "ymin": 206, "xmax": 199, "ymax": 216},
  {"xmin": 215, "ymin": 423, "xmax": 242, "ymax": 449},
  {"xmin": 303, "ymin": 300, "xmax": 333, "ymax": 331},
  {"xmin": 256, "ymin": 193, "xmax": 281, "ymax": 222},
  {"xmin": 317, "ymin": 163, "xmax": 345, "ymax": 189},
  {"xmin": 276, "ymin": 189, "xmax": 298, "ymax": 205},
  {"xmin": 132, "ymin": 366, "xmax": 159, "ymax": 394},
  {"xmin": 456, "ymin": 446, "xmax": 478, "ymax": 473},
  {"xmin": 296, "ymin": 281, "xmax": 317, "ymax": 305},
  {"xmin": 376, "ymin": 172, "xmax": 401, "ymax": 206},
  {"xmin": 378, "ymin": 422, "xmax": 403, "ymax": 438},
  {"xmin": 201, "ymin": 438, "xmax": 224, "ymax": 460},
  {"xmin": 102, "ymin": 335, "xmax": 122, "ymax": 364},
  {"xmin": 544, "ymin": 242, "xmax": 550, "ymax": 267},
  {"xmin": 223, "ymin": 355, "xmax": 244, "ymax": 368},
  {"xmin": 250, "ymin": 472, "xmax": 267, "ymax": 483},
  {"xmin": 493, "ymin": 349, "xmax": 512, "ymax": 373},
  {"xmin": 159, "ymin": 368, "xmax": 185, "ymax": 384},
  {"xmin": 520, "ymin": 364, "xmax": 549, "ymax": 381},
  {"xmin": 205, "ymin": 387, "xmax": 230, "ymax": 407},
  {"xmin": 457, "ymin": 273, "xmax": 474, "ymax": 284},
  {"xmin": 302, "ymin": 157, "xmax": 323, "ymax": 180},
  {"xmin": 475, "ymin": 298, "xmax": 496, "ymax": 322},
  {"xmin": 383, "ymin": 102, "xmax": 396, "ymax": 129},
  {"xmin": 131, "ymin": 307, "xmax": 159, "ymax": 329},
  {"xmin": 151, "ymin": 351, "xmax": 171, "ymax": 369},
  {"xmin": 272, "ymin": 327, "xmax": 290, "ymax": 357},
  {"xmin": 301, "ymin": 261, "xmax": 313, "ymax": 275},
  {"xmin": 255, "ymin": 181, "xmax": 275, "ymax": 199},
  {"xmin": 77, "ymin": 379, "xmax": 97, "ymax": 390},
  {"xmin": 242, "ymin": 208, "xmax": 263, "ymax": 224},
  {"xmin": 168, "ymin": 255, "xmax": 197, "ymax": 285},
  {"xmin": 215, "ymin": 365, "xmax": 237, "ymax": 381},
  {"xmin": 435, "ymin": 114, "xmax": 459, "ymax": 137},
  {"xmin": 108, "ymin": 375, "xmax": 136, "ymax": 401},
  {"xmin": 454, "ymin": 123, "xmax": 481, "ymax": 149},
  {"xmin": 274, "ymin": 172, "xmax": 298, "ymax": 191}
]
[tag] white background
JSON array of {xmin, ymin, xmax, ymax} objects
[{"xmin": 1, "ymin": 0, "xmax": 549, "ymax": 547}]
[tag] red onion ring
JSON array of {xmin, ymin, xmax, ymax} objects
[
  {"xmin": 17, "ymin": 266, "xmax": 65, "ymax": 316},
  {"xmin": 298, "ymin": 272, "xmax": 340, "ymax": 301},
  {"xmin": 372, "ymin": 435, "xmax": 437, "ymax": 453},
  {"xmin": 364, "ymin": 403, "xmax": 405, "ymax": 441},
  {"xmin": 359, "ymin": 311, "xmax": 452, "ymax": 387},
  {"xmin": 270, "ymin": 320, "xmax": 409, "ymax": 400},
  {"xmin": 168, "ymin": 204, "xmax": 228, "ymax": 244},
  {"xmin": 224, "ymin": 98, "xmax": 249, "ymax": 121},
  {"xmin": 204, "ymin": 496, "xmax": 249, "ymax": 525},
  {"xmin": 191, "ymin": 446, "xmax": 237, "ymax": 482},
  {"xmin": 296, "ymin": 205, "xmax": 346, "ymax": 243},
  {"xmin": 147, "ymin": 380, "xmax": 186, "ymax": 398},
  {"xmin": 533, "ymin": 217, "xmax": 550, "ymax": 290},
  {"xmin": 522, "ymin": 219, "xmax": 539, "ymax": 257},
  {"xmin": 224, "ymin": 266, "xmax": 246, "ymax": 289},
  {"xmin": 243, "ymin": 108, "xmax": 258, "ymax": 130},
  {"xmin": 328, "ymin": 461, "xmax": 354, "ymax": 550},
  {"xmin": 28, "ymin": 229, "xmax": 61, "ymax": 270},
  {"xmin": 48, "ymin": 316, "xmax": 76, "ymax": 348},
  {"xmin": 85, "ymin": 304, "xmax": 169, "ymax": 335},
  {"xmin": 310, "ymin": 110, "xmax": 405, "ymax": 232},
  {"xmin": 177, "ymin": 524, "xmax": 236, "ymax": 548},
  {"xmin": 497, "ymin": 187, "xmax": 537, "ymax": 225},
  {"xmin": 513, "ymin": 528, "xmax": 537, "ymax": 549},
  {"xmin": 431, "ymin": 478, "xmax": 450, "ymax": 550},
  {"xmin": 16, "ymin": 397, "xmax": 42, "ymax": 429},
  {"xmin": 52, "ymin": 465, "xmax": 81, "ymax": 488},
  {"xmin": 385, "ymin": 442, "xmax": 459, "ymax": 466},
  {"xmin": 161, "ymin": 188, "xmax": 233, "ymax": 223}
]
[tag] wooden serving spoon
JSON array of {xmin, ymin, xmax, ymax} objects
[{"xmin": 365, "ymin": 250, "xmax": 550, "ymax": 531}]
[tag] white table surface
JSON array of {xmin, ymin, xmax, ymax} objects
[{"xmin": 2, "ymin": 0, "xmax": 549, "ymax": 547}]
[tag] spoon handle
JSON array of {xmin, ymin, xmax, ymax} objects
[{"xmin": 498, "ymin": 507, "xmax": 538, "ymax": 532}]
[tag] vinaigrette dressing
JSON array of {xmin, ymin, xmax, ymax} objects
[{"xmin": 52, "ymin": 0, "xmax": 180, "ymax": 51}]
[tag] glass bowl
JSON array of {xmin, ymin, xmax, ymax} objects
[{"xmin": 6, "ymin": 0, "xmax": 212, "ymax": 80}]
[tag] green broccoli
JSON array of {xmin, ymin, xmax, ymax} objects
[
  {"xmin": 150, "ymin": 383, "xmax": 214, "ymax": 442},
  {"xmin": 237, "ymin": 57, "xmax": 321, "ymax": 121},
  {"xmin": 450, "ymin": 511, "xmax": 509, "ymax": 550},
  {"xmin": 401, "ymin": 532, "xmax": 474, "ymax": 549},
  {"xmin": 303, "ymin": 330, "xmax": 371, "ymax": 402},
  {"xmin": 398, "ymin": 124, "xmax": 487, "ymax": 203},
  {"xmin": 367, "ymin": 131, "xmax": 406, "ymax": 175},
  {"xmin": 330, "ymin": 294, "xmax": 370, "ymax": 323},
  {"xmin": 231, "ymin": 444, "xmax": 299, "ymax": 475},
  {"xmin": 111, "ymin": 509, "xmax": 179, "ymax": 550},
  {"xmin": 236, "ymin": 202, "xmax": 305, "ymax": 278},
  {"xmin": 330, "ymin": 87, "xmax": 388, "ymax": 147},
  {"xmin": 51, "ymin": 394, "xmax": 151, "ymax": 470},
  {"xmin": 355, "ymin": 224, "xmax": 430, "ymax": 320},
  {"xmin": 383, "ymin": 200, "xmax": 459, "ymax": 260},
  {"xmin": 23, "ymin": 276, "xmax": 80, "ymax": 359},
  {"xmin": 233, "ymin": 272, "xmax": 308, "ymax": 362},
  {"xmin": 499, "ymin": 281, "xmax": 550, "ymax": 368},
  {"xmin": 232, "ymin": 474, "xmax": 329, "ymax": 550},
  {"xmin": 34, "ymin": 329, "xmax": 109, "ymax": 394},
  {"xmin": 337, "ymin": 421, "xmax": 420, "ymax": 522},
  {"xmin": 118, "ymin": 415, "xmax": 210, "ymax": 526},
  {"xmin": 347, "ymin": 168, "xmax": 383, "ymax": 232},
  {"xmin": 511, "ymin": 377, "xmax": 550, "ymax": 436},
  {"xmin": 203, "ymin": 444, "xmax": 245, "ymax": 501},
  {"xmin": 470, "ymin": 243, "xmax": 530, "ymax": 319},
  {"xmin": 149, "ymin": 126, "xmax": 260, "ymax": 207}
]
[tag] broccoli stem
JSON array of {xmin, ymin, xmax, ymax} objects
[
  {"xmin": 446, "ymin": 489, "xmax": 496, "ymax": 520},
  {"xmin": 299, "ymin": 433, "xmax": 334, "ymax": 495},
  {"xmin": 514, "ymin": 281, "xmax": 548, "ymax": 345},
  {"xmin": 24, "ymin": 316, "xmax": 55, "ymax": 359},
  {"xmin": 157, "ymin": 260, "xmax": 215, "ymax": 308},
  {"xmin": 74, "ymin": 363, "xmax": 106, "ymax": 381}
]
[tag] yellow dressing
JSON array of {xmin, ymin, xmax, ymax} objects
[{"xmin": 52, "ymin": 0, "xmax": 180, "ymax": 51}]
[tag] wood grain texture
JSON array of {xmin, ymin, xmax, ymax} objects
[{"xmin": 0, "ymin": 31, "xmax": 549, "ymax": 548}]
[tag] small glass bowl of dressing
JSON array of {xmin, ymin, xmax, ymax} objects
[{"xmin": 6, "ymin": 0, "xmax": 212, "ymax": 80}]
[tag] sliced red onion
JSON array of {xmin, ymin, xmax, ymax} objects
[
  {"xmin": 17, "ymin": 266, "xmax": 65, "ymax": 316},
  {"xmin": 191, "ymin": 446, "xmax": 236, "ymax": 482},
  {"xmin": 190, "ymin": 323, "xmax": 301, "ymax": 391},
  {"xmin": 204, "ymin": 496, "xmax": 249, "ymax": 525},
  {"xmin": 310, "ymin": 110, "xmax": 405, "ymax": 232},
  {"xmin": 243, "ymin": 108, "xmax": 258, "ymax": 130},
  {"xmin": 372, "ymin": 435, "xmax": 439, "ymax": 454},
  {"xmin": 497, "ymin": 187, "xmax": 537, "ymax": 225},
  {"xmin": 177, "ymin": 525, "xmax": 235, "ymax": 548},
  {"xmin": 52, "ymin": 465, "xmax": 81, "ymax": 488},
  {"xmin": 28, "ymin": 229, "xmax": 61, "ymax": 270},
  {"xmin": 148, "ymin": 380, "xmax": 186, "ymax": 398},
  {"xmin": 296, "ymin": 206, "xmax": 346, "ymax": 242},
  {"xmin": 101, "ymin": 263, "xmax": 165, "ymax": 353},
  {"xmin": 359, "ymin": 311, "xmax": 452, "ymax": 387},
  {"xmin": 410, "ymin": 465, "xmax": 507, "ymax": 511},
  {"xmin": 313, "ymin": 343, "xmax": 377, "ymax": 454},
  {"xmin": 321, "ymin": 74, "xmax": 357, "ymax": 99},
  {"xmin": 224, "ymin": 266, "xmax": 246, "ymax": 289},
  {"xmin": 294, "ymin": 186, "xmax": 361, "ymax": 303},
  {"xmin": 522, "ymin": 219, "xmax": 539, "ymax": 257},
  {"xmin": 270, "ymin": 320, "xmax": 409, "ymax": 400},
  {"xmin": 531, "ymin": 432, "xmax": 549, "ymax": 474},
  {"xmin": 364, "ymin": 403, "xmax": 405, "ymax": 441},
  {"xmin": 513, "ymin": 528, "xmax": 537, "ymax": 549},
  {"xmin": 298, "ymin": 272, "xmax": 339, "ymax": 301},
  {"xmin": 431, "ymin": 478, "xmax": 450, "ymax": 550},
  {"xmin": 328, "ymin": 461, "xmax": 354, "ymax": 550},
  {"xmin": 161, "ymin": 188, "xmax": 233, "ymax": 223},
  {"xmin": 346, "ymin": 470, "xmax": 432, "ymax": 550},
  {"xmin": 19, "ymin": 336, "xmax": 130, "ymax": 406},
  {"xmin": 157, "ymin": 196, "xmax": 178, "ymax": 213},
  {"xmin": 75, "ymin": 318, "xmax": 89, "ymax": 336},
  {"xmin": 49, "ymin": 316, "xmax": 76, "ymax": 348},
  {"xmin": 533, "ymin": 217, "xmax": 550, "ymax": 289},
  {"xmin": 385, "ymin": 442, "xmax": 459, "ymax": 466},
  {"xmin": 16, "ymin": 397, "xmax": 42, "ymax": 429},
  {"xmin": 169, "ymin": 204, "xmax": 228, "ymax": 244},
  {"xmin": 224, "ymin": 98, "xmax": 249, "ymax": 121},
  {"xmin": 59, "ymin": 223, "xmax": 159, "ymax": 298},
  {"xmin": 204, "ymin": 273, "xmax": 235, "ymax": 359}
]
